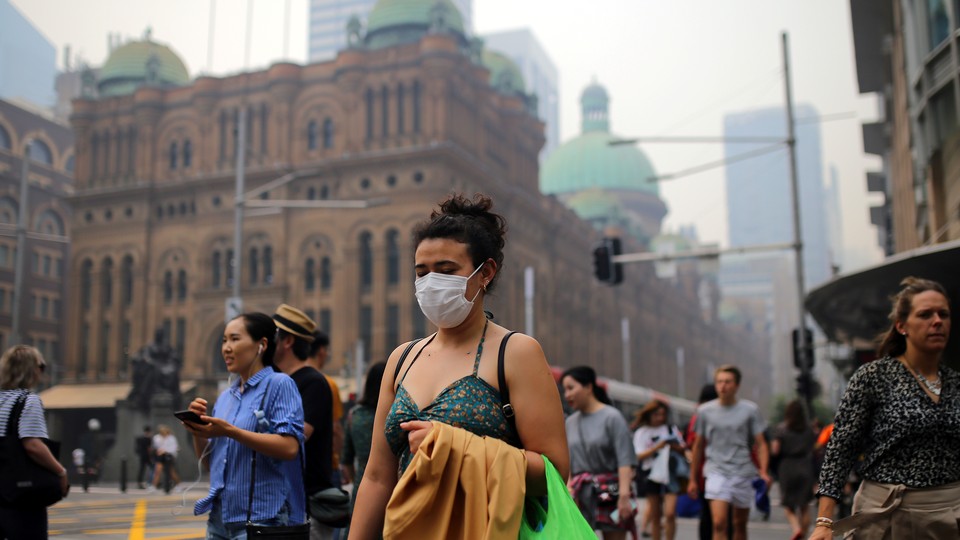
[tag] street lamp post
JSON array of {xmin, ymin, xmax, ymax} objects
[{"xmin": 11, "ymin": 140, "xmax": 31, "ymax": 346}]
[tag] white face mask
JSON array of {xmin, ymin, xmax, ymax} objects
[{"xmin": 415, "ymin": 262, "xmax": 485, "ymax": 329}]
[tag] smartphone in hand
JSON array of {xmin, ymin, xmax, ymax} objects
[{"xmin": 173, "ymin": 410, "xmax": 208, "ymax": 425}]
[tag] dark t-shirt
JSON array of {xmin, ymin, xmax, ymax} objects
[
  {"xmin": 135, "ymin": 435, "xmax": 153, "ymax": 461},
  {"xmin": 291, "ymin": 365, "xmax": 334, "ymax": 494}
]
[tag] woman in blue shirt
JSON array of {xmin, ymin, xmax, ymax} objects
[{"xmin": 182, "ymin": 313, "xmax": 306, "ymax": 539}]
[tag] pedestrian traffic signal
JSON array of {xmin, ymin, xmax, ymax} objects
[
  {"xmin": 792, "ymin": 326, "xmax": 814, "ymax": 370},
  {"xmin": 795, "ymin": 372, "xmax": 820, "ymax": 400},
  {"xmin": 592, "ymin": 237, "xmax": 623, "ymax": 285}
]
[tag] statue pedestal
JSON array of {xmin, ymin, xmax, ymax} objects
[{"xmin": 104, "ymin": 393, "xmax": 197, "ymax": 485}]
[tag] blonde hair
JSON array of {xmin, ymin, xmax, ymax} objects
[{"xmin": 0, "ymin": 345, "xmax": 43, "ymax": 390}]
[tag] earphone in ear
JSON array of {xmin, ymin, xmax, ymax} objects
[{"xmin": 257, "ymin": 344, "xmax": 263, "ymax": 355}]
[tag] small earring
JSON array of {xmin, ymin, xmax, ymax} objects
[
  {"xmin": 482, "ymin": 281, "xmax": 488, "ymax": 291},
  {"xmin": 901, "ymin": 332, "xmax": 907, "ymax": 336}
]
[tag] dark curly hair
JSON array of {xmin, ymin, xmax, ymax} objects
[
  {"xmin": 876, "ymin": 276, "xmax": 950, "ymax": 358},
  {"xmin": 412, "ymin": 193, "xmax": 507, "ymax": 293}
]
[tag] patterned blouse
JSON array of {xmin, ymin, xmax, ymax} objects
[
  {"xmin": 384, "ymin": 333, "xmax": 520, "ymax": 476},
  {"xmin": 817, "ymin": 356, "xmax": 960, "ymax": 500}
]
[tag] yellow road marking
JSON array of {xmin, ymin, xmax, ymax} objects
[{"xmin": 129, "ymin": 499, "xmax": 147, "ymax": 540}]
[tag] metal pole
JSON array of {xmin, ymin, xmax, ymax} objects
[
  {"xmin": 354, "ymin": 339, "xmax": 365, "ymax": 401},
  {"xmin": 233, "ymin": 107, "xmax": 246, "ymax": 303},
  {"xmin": 524, "ymin": 266, "xmax": 534, "ymax": 336},
  {"xmin": 11, "ymin": 142, "xmax": 29, "ymax": 346},
  {"xmin": 621, "ymin": 317, "xmax": 630, "ymax": 384},
  {"xmin": 676, "ymin": 346, "xmax": 685, "ymax": 397},
  {"xmin": 782, "ymin": 32, "xmax": 812, "ymax": 414}
]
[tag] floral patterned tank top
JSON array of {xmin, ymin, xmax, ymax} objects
[{"xmin": 384, "ymin": 325, "xmax": 521, "ymax": 475}]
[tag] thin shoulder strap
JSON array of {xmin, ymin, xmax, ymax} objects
[{"xmin": 498, "ymin": 332, "xmax": 518, "ymax": 430}]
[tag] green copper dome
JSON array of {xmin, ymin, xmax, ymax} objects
[
  {"xmin": 541, "ymin": 82, "xmax": 659, "ymax": 196},
  {"xmin": 366, "ymin": 0, "xmax": 465, "ymax": 49},
  {"xmin": 482, "ymin": 50, "xmax": 525, "ymax": 94},
  {"xmin": 98, "ymin": 35, "xmax": 189, "ymax": 97},
  {"xmin": 540, "ymin": 131, "xmax": 659, "ymax": 196}
]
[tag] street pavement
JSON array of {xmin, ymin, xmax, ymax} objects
[{"xmin": 49, "ymin": 482, "xmax": 801, "ymax": 539}]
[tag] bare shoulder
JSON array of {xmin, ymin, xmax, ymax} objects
[{"xmin": 500, "ymin": 332, "xmax": 550, "ymax": 377}]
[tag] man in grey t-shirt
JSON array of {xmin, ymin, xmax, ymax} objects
[{"xmin": 687, "ymin": 365, "xmax": 770, "ymax": 540}]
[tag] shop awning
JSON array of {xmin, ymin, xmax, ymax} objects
[
  {"xmin": 39, "ymin": 381, "xmax": 197, "ymax": 410},
  {"xmin": 805, "ymin": 239, "xmax": 960, "ymax": 347}
]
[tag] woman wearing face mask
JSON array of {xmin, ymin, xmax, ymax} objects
[
  {"xmin": 182, "ymin": 313, "xmax": 307, "ymax": 540},
  {"xmin": 347, "ymin": 193, "xmax": 570, "ymax": 539}
]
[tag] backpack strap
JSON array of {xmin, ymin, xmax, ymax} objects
[{"xmin": 498, "ymin": 332, "xmax": 518, "ymax": 431}]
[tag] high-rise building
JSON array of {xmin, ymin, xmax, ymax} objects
[
  {"xmin": 308, "ymin": 0, "xmax": 473, "ymax": 62},
  {"xmin": 0, "ymin": 0, "xmax": 56, "ymax": 108},
  {"xmin": 724, "ymin": 104, "xmax": 831, "ymax": 290},
  {"xmin": 482, "ymin": 29, "xmax": 559, "ymax": 160}
]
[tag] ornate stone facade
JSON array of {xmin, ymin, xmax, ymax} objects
[{"xmin": 67, "ymin": 32, "xmax": 769, "ymax": 404}]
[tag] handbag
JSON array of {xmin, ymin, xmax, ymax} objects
[
  {"xmin": 518, "ymin": 455, "xmax": 596, "ymax": 539},
  {"xmin": 245, "ymin": 381, "xmax": 310, "ymax": 539},
  {"xmin": 307, "ymin": 486, "xmax": 350, "ymax": 527},
  {"xmin": 0, "ymin": 391, "xmax": 63, "ymax": 507}
]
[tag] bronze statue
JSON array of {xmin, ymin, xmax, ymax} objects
[{"xmin": 128, "ymin": 328, "xmax": 182, "ymax": 410}]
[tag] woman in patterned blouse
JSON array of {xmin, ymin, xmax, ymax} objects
[{"xmin": 811, "ymin": 277, "xmax": 959, "ymax": 539}]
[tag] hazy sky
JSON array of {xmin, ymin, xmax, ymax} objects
[{"xmin": 12, "ymin": 0, "xmax": 883, "ymax": 272}]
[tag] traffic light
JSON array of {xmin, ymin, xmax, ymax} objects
[
  {"xmin": 795, "ymin": 372, "xmax": 820, "ymax": 400},
  {"xmin": 592, "ymin": 237, "xmax": 623, "ymax": 285},
  {"xmin": 792, "ymin": 326, "xmax": 814, "ymax": 371}
]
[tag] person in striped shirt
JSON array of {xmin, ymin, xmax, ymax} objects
[
  {"xmin": 182, "ymin": 313, "xmax": 306, "ymax": 539},
  {"xmin": 0, "ymin": 345, "xmax": 69, "ymax": 539}
]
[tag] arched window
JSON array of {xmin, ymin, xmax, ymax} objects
[
  {"xmin": 397, "ymin": 83, "xmax": 405, "ymax": 134},
  {"xmin": 413, "ymin": 80, "xmax": 422, "ymax": 133},
  {"xmin": 0, "ymin": 125, "xmax": 10, "ymax": 150},
  {"xmin": 323, "ymin": 118, "xmax": 334, "ymax": 149},
  {"xmin": 366, "ymin": 88, "xmax": 375, "ymax": 140},
  {"xmin": 115, "ymin": 129, "xmax": 123, "ymax": 173},
  {"xmin": 212, "ymin": 251, "xmax": 222, "ymax": 288},
  {"xmin": 35, "ymin": 209, "xmax": 64, "ymax": 236},
  {"xmin": 359, "ymin": 231, "xmax": 373, "ymax": 290},
  {"xmin": 177, "ymin": 269, "xmax": 188, "ymax": 300},
  {"xmin": 226, "ymin": 249, "xmax": 234, "ymax": 286},
  {"xmin": 219, "ymin": 110, "xmax": 228, "ymax": 161},
  {"xmin": 305, "ymin": 258, "xmax": 316, "ymax": 291},
  {"xmin": 307, "ymin": 187, "xmax": 316, "ymax": 200},
  {"xmin": 102, "ymin": 257, "xmax": 114, "ymax": 307},
  {"xmin": 386, "ymin": 229, "xmax": 400, "ymax": 285},
  {"xmin": 307, "ymin": 121, "xmax": 318, "ymax": 151},
  {"xmin": 169, "ymin": 141, "xmax": 178, "ymax": 169},
  {"xmin": 183, "ymin": 139, "xmax": 193, "ymax": 168},
  {"xmin": 263, "ymin": 245, "xmax": 273, "ymax": 284},
  {"xmin": 249, "ymin": 247, "xmax": 259, "ymax": 285},
  {"xmin": 122, "ymin": 255, "xmax": 134, "ymax": 306},
  {"xmin": 260, "ymin": 103, "xmax": 269, "ymax": 154},
  {"xmin": 321, "ymin": 256, "xmax": 332, "ymax": 291},
  {"xmin": 381, "ymin": 85, "xmax": 389, "ymax": 136},
  {"xmin": 81, "ymin": 259, "xmax": 93, "ymax": 310},
  {"xmin": 127, "ymin": 126, "xmax": 136, "ymax": 175},
  {"xmin": 91, "ymin": 133, "xmax": 100, "ymax": 178},
  {"xmin": 163, "ymin": 270, "xmax": 173, "ymax": 303},
  {"xmin": 0, "ymin": 197, "xmax": 17, "ymax": 225},
  {"xmin": 103, "ymin": 131, "xmax": 111, "ymax": 175},
  {"xmin": 29, "ymin": 140, "xmax": 53, "ymax": 166}
]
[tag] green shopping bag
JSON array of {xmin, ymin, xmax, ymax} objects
[{"xmin": 518, "ymin": 455, "xmax": 596, "ymax": 539}]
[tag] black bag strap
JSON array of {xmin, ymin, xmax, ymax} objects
[
  {"xmin": 3, "ymin": 390, "xmax": 29, "ymax": 439},
  {"xmin": 498, "ymin": 332, "xmax": 518, "ymax": 431},
  {"xmin": 246, "ymin": 379, "xmax": 272, "ymax": 525},
  {"xmin": 392, "ymin": 334, "xmax": 437, "ymax": 388}
]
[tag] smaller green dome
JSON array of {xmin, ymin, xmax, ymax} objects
[
  {"xmin": 482, "ymin": 50, "xmax": 525, "ymax": 94},
  {"xmin": 366, "ymin": 0, "xmax": 465, "ymax": 49},
  {"xmin": 98, "ymin": 36, "xmax": 189, "ymax": 97}
]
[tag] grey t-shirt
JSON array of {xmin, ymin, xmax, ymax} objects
[
  {"xmin": 695, "ymin": 398, "xmax": 765, "ymax": 478},
  {"xmin": 566, "ymin": 405, "xmax": 636, "ymax": 475}
]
